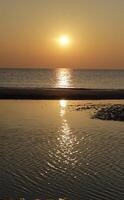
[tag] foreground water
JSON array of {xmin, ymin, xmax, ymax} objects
[
  {"xmin": 0, "ymin": 100, "xmax": 124, "ymax": 200},
  {"xmin": 0, "ymin": 68, "xmax": 124, "ymax": 89}
]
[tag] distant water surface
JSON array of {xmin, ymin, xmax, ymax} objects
[
  {"xmin": 0, "ymin": 100, "xmax": 124, "ymax": 200},
  {"xmin": 0, "ymin": 68, "xmax": 124, "ymax": 89}
]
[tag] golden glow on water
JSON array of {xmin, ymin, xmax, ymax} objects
[
  {"xmin": 60, "ymin": 99, "xmax": 67, "ymax": 108},
  {"xmin": 61, "ymin": 119, "xmax": 71, "ymax": 144},
  {"xmin": 59, "ymin": 99, "xmax": 68, "ymax": 117},
  {"xmin": 57, "ymin": 99, "xmax": 78, "ymax": 166},
  {"xmin": 57, "ymin": 118, "xmax": 77, "ymax": 166},
  {"xmin": 55, "ymin": 68, "xmax": 72, "ymax": 88}
]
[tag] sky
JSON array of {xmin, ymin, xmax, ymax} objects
[{"xmin": 0, "ymin": 0, "xmax": 124, "ymax": 69}]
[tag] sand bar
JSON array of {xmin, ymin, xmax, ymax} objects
[{"xmin": 0, "ymin": 87, "xmax": 124, "ymax": 100}]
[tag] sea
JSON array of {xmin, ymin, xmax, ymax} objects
[
  {"xmin": 0, "ymin": 68, "xmax": 124, "ymax": 200},
  {"xmin": 0, "ymin": 68, "xmax": 124, "ymax": 89}
]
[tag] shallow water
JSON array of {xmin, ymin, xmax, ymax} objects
[{"xmin": 0, "ymin": 100, "xmax": 124, "ymax": 200}]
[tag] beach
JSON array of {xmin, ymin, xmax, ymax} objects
[
  {"xmin": 0, "ymin": 0, "xmax": 124, "ymax": 198},
  {"xmin": 0, "ymin": 87, "xmax": 124, "ymax": 100}
]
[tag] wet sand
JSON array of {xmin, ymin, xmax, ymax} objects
[{"xmin": 0, "ymin": 87, "xmax": 124, "ymax": 100}]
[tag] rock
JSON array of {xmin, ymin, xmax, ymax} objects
[{"xmin": 93, "ymin": 104, "xmax": 124, "ymax": 121}]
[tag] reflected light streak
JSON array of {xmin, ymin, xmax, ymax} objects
[
  {"xmin": 55, "ymin": 68, "xmax": 72, "ymax": 88},
  {"xmin": 60, "ymin": 99, "xmax": 67, "ymax": 108},
  {"xmin": 58, "ymin": 100, "xmax": 78, "ymax": 166},
  {"xmin": 56, "ymin": 119, "xmax": 77, "ymax": 166},
  {"xmin": 47, "ymin": 100, "xmax": 78, "ymax": 170},
  {"xmin": 59, "ymin": 99, "xmax": 68, "ymax": 117}
]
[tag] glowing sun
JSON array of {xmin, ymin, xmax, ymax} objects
[{"xmin": 59, "ymin": 35, "xmax": 70, "ymax": 46}]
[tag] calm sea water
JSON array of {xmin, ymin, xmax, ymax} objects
[
  {"xmin": 0, "ymin": 100, "xmax": 124, "ymax": 200},
  {"xmin": 0, "ymin": 68, "xmax": 124, "ymax": 89}
]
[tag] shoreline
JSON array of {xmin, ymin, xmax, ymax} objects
[{"xmin": 0, "ymin": 87, "xmax": 124, "ymax": 100}]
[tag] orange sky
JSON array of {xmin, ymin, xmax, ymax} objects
[{"xmin": 0, "ymin": 0, "xmax": 124, "ymax": 69}]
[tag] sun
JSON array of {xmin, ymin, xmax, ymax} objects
[{"xmin": 59, "ymin": 35, "xmax": 70, "ymax": 46}]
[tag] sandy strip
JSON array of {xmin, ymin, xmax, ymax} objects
[{"xmin": 0, "ymin": 87, "xmax": 124, "ymax": 100}]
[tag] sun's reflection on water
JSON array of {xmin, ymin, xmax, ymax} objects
[
  {"xmin": 56, "ymin": 100, "xmax": 78, "ymax": 167},
  {"xmin": 55, "ymin": 68, "xmax": 72, "ymax": 88},
  {"xmin": 60, "ymin": 99, "xmax": 67, "ymax": 108},
  {"xmin": 47, "ymin": 100, "xmax": 78, "ymax": 170},
  {"xmin": 56, "ymin": 118, "xmax": 77, "ymax": 166},
  {"xmin": 59, "ymin": 99, "xmax": 68, "ymax": 117}
]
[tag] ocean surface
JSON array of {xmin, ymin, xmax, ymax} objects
[
  {"xmin": 0, "ymin": 100, "xmax": 124, "ymax": 200},
  {"xmin": 0, "ymin": 68, "xmax": 124, "ymax": 89}
]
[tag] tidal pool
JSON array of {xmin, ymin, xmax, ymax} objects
[{"xmin": 0, "ymin": 100, "xmax": 124, "ymax": 200}]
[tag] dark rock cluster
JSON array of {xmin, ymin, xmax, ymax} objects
[
  {"xmin": 93, "ymin": 104, "xmax": 124, "ymax": 121},
  {"xmin": 70, "ymin": 103, "xmax": 124, "ymax": 121}
]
